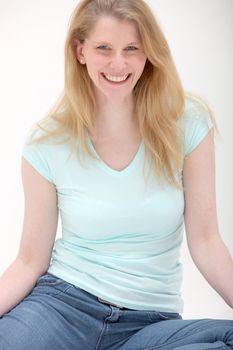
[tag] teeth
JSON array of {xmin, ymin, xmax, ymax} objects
[{"xmin": 103, "ymin": 74, "xmax": 129, "ymax": 82}]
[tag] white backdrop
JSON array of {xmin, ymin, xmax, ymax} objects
[{"xmin": 0, "ymin": 0, "xmax": 232, "ymax": 319}]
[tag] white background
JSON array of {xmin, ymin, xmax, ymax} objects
[{"xmin": 0, "ymin": 0, "xmax": 232, "ymax": 319}]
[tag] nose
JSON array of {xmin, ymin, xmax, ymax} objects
[{"xmin": 109, "ymin": 52, "xmax": 127, "ymax": 72}]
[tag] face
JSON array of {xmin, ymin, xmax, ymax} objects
[{"xmin": 75, "ymin": 17, "xmax": 147, "ymax": 102}]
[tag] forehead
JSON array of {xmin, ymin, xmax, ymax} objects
[{"xmin": 87, "ymin": 16, "xmax": 141, "ymax": 42}]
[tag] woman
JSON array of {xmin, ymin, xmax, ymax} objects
[{"xmin": 0, "ymin": 0, "xmax": 232, "ymax": 349}]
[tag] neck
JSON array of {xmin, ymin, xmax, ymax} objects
[{"xmin": 91, "ymin": 93, "xmax": 139, "ymax": 141}]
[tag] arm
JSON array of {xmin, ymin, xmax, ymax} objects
[
  {"xmin": 0, "ymin": 157, "xmax": 58, "ymax": 317},
  {"xmin": 183, "ymin": 128, "xmax": 233, "ymax": 308}
]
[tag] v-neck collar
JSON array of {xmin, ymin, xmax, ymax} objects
[{"xmin": 87, "ymin": 133, "xmax": 144, "ymax": 177}]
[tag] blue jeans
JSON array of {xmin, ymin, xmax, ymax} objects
[{"xmin": 0, "ymin": 273, "xmax": 232, "ymax": 349}]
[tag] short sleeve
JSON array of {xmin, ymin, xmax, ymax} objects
[
  {"xmin": 182, "ymin": 99, "xmax": 214, "ymax": 156},
  {"xmin": 22, "ymin": 129, "xmax": 54, "ymax": 183}
]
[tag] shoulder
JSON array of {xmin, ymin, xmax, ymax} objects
[
  {"xmin": 22, "ymin": 118, "xmax": 69, "ymax": 184},
  {"xmin": 180, "ymin": 96, "xmax": 213, "ymax": 126},
  {"xmin": 179, "ymin": 96, "xmax": 214, "ymax": 156},
  {"xmin": 24, "ymin": 117, "xmax": 66, "ymax": 145}
]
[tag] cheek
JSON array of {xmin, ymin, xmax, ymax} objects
[
  {"xmin": 88, "ymin": 55, "xmax": 108, "ymax": 71},
  {"xmin": 134, "ymin": 56, "xmax": 147, "ymax": 74}
]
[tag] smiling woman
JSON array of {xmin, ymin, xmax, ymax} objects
[
  {"xmin": 0, "ymin": 0, "xmax": 233, "ymax": 349},
  {"xmin": 74, "ymin": 17, "xmax": 148, "ymax": 106}
]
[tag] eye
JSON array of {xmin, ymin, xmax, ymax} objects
[
  {"xmin": 97, "ymin": 45, "xmax": 109, "ymax": 50},
  {"xmin": 126, "ymin": 46, "xmax": 138, "ymax": 51},
  {"xmin": 97, "ymin": 45, "xmax": 138, "ymax": 51}
]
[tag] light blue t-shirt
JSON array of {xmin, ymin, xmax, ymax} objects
[{"xmin": 22, "ymin": 97, "xmax": 214, "ymax": 313}]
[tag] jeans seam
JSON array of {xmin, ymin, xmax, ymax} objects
[
  {"xmin": 137, "ymin": 338, "xmax": 228, "ymax": 350},
  {"xmin": 55, "ymin": 284, "xmax": 74, "ymax": 297},
  {"xmin": 142, "ymin": 345, "xmax": 228, "ymax": 350},
  {"xmin": 94, "ymin": 316, "xmax": 108, "ymax": 350}
]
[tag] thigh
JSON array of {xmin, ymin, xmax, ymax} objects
[
  {"xmin": 0, "ymin": 273, "xmax": 104, "ymax": 350},
  {"xmin": 120, "ymin": 318, "xmax": 233, "ymax": 350}
]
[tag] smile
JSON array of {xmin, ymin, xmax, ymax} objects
[{"xmin": 101, "ymin": 73, "xmax": 131, "ymax": 83}]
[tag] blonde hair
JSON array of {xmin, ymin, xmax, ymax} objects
[{"xmin": 28, "ymin": 0, "xmax": 217, "ymax": 189}]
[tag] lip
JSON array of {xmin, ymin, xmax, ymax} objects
[
  {"xmin": 102, "ymin": 73, "xmax": 131, "ymax": 77},
  {"xmin": 101, "ymin": 73, "xmax": 132, "ymax": 85}
]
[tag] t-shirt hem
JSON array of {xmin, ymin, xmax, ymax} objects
[{"xmin": 48, "ymin": 266, "xmax": 183, "ymax": 313}]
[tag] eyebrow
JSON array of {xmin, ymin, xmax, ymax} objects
[{"xmin": 93, "ymin": 41, "xmax": 141, "ymax": 45}]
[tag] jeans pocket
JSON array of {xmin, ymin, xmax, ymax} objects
[
  {"xmin": 36, "ymin": 273, "xmax": 64, "ymax": 286},
  {"xmin": 33, "ymin": 273, "xmax": 70, "ymax": 297},
  {"xmin": 147, "ymin": 311, "xmax": 182, "ymax": 322}
]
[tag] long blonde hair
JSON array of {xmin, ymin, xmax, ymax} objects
[{"xmin": 27, "ymin": 0, "xmax": 217, "ymax": 189}]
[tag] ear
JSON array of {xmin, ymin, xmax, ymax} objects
[{"xmin": 73, "ymin": 38, "xmax": 86, "ymax": 64}]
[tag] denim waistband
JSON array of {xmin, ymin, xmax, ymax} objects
[{"xmin": 97, "ymin": 297, "xmax": 128, "ymax": 309}]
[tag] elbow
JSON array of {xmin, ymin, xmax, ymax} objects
[{"xmin": 16, "ymin": 254, "xmax": 50, "ymax": 277}]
